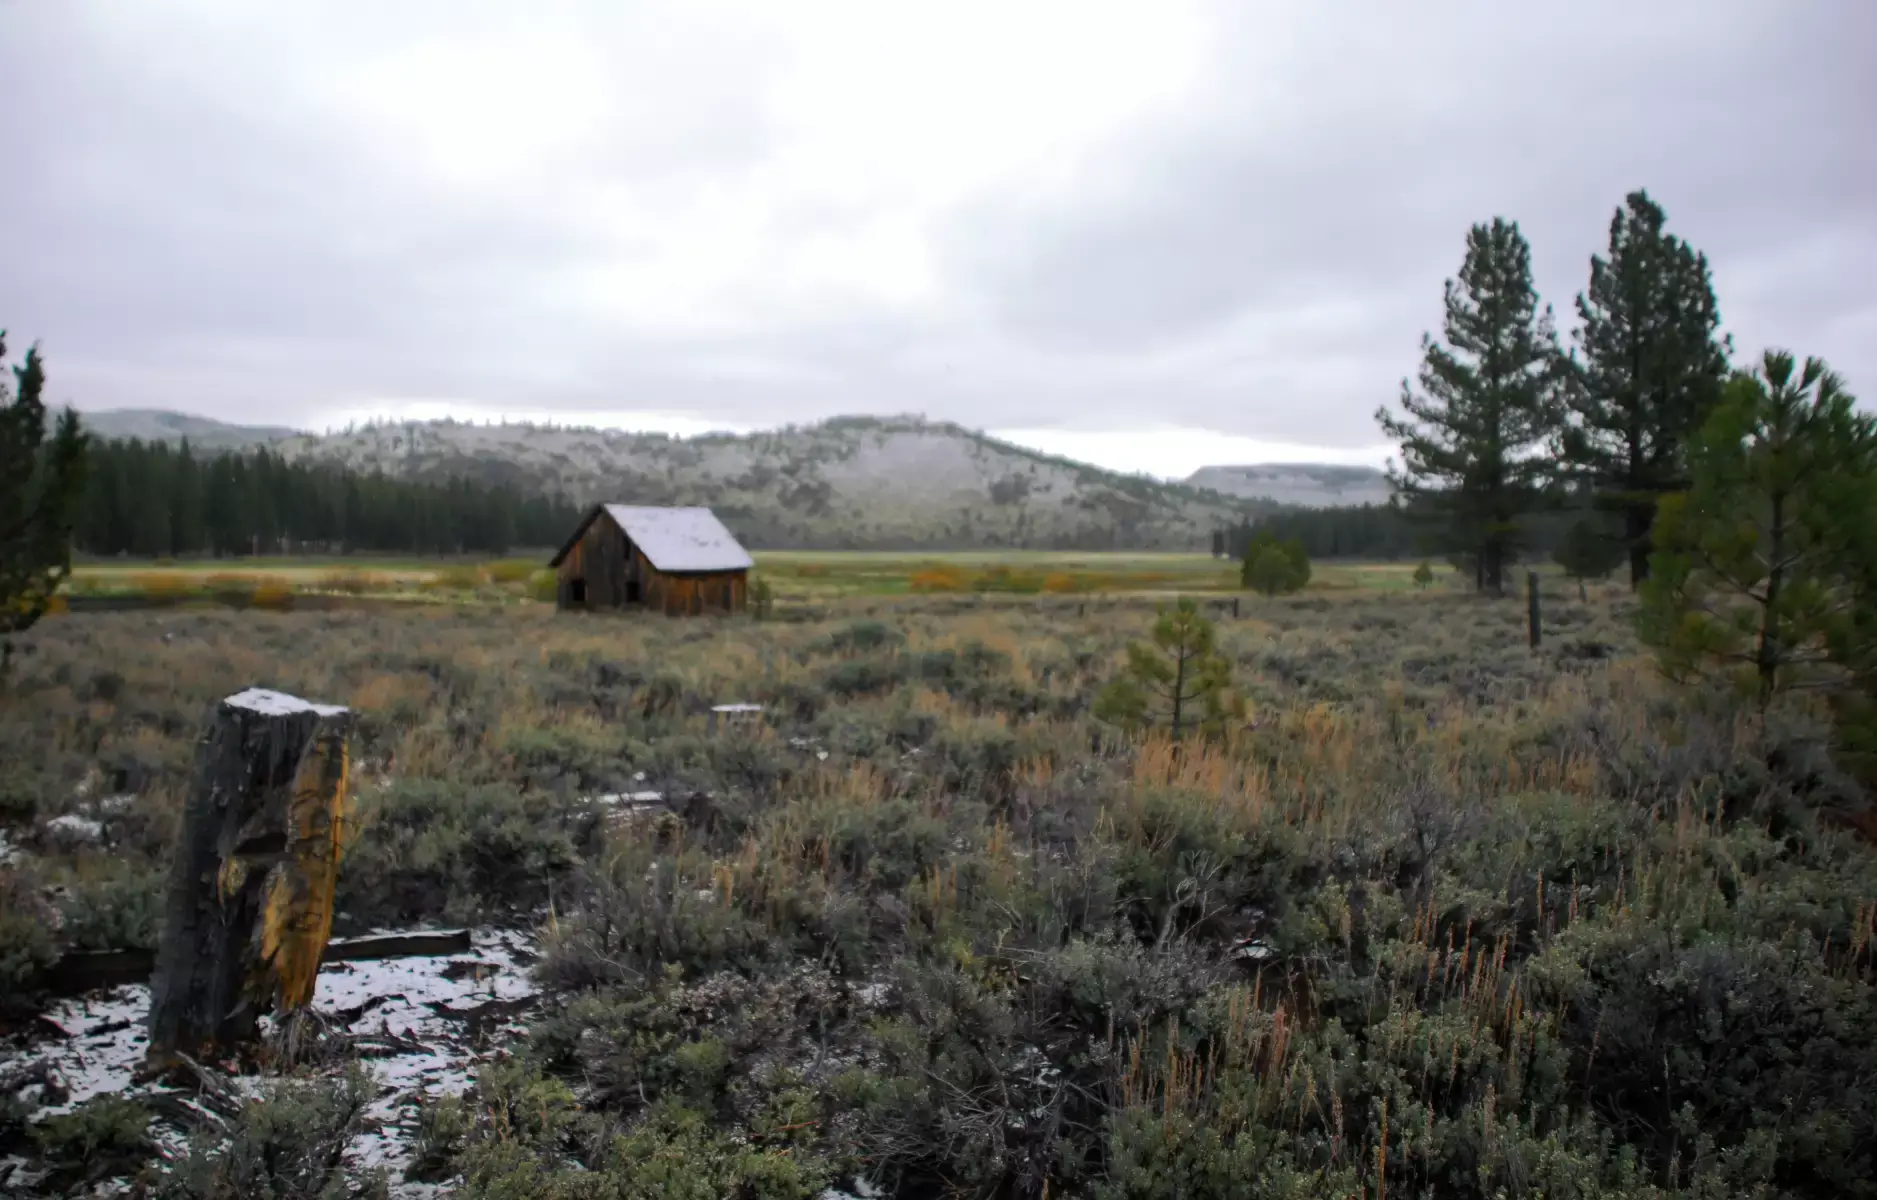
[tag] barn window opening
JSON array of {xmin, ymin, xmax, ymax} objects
[
  {"xmin": 625, "ymin": 579, "xmax": 642, "ymax": 604},
  {"xmin": 570, "ymin": 579, "xmax": 587, "ymax": 605}
]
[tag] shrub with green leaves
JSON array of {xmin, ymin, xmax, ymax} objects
[
  {"xmin": 526, "ymin": 569, "xmax": 559, "ymax": 603},
  {"xmin": 447, "ymin": 1060, "xmax": 832, "ymax": 1200},
  {"xmin": 58, "ymin": 860, "xmax": 165, "ymax": 951},
  {"xmin": 31, "ymin": 1094, "xmax": 154, "ymax": 1189},
  {"xmin": 336, "ymin": 780, "xmax": 597, "ymax": 931},
  {"xmin": 0, "ymin": 865, "xmax": 58, "ymax": 1011},
  {"xmin": 1239, "ymin": 528, "xmax": 1311, "ymax": 596},
  {"xmin": 535, "ymin": 845, "xmax": 776, "ymax": 992},
  {"xmin": 157, "ymin": 1064, "xmax": 379, "ymax": 1200}
]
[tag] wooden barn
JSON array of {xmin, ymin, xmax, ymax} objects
[{"xmin": 549, "ymin": 505, "xmax": 753, "ymax": 615}]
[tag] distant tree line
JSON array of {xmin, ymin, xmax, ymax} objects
[
  {"xmin": 1213, "ymin": 507, "xmax": 1416, "ymax": 561},
  {"xmin": 74, "ymin": 438, "xmax": 584, "ymax": 558},
  {"xmin": 1211, "ymin": 500, "xmax": 1588, "ymax": 564}
]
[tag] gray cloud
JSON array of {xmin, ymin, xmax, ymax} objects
[
  {"xmin": 1, "ymin": 0, "xmax": 1871, "ymax": 462},
  {"xmin": 937, "ymin": 1, "xmax": 1877, "ymax": 441}
]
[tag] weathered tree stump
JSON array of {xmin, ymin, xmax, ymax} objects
[{"xmin": 145, "ymin": 688, "xmax": 352, "ymax": 1072}]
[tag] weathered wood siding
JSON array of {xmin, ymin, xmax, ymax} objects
[
  {"xmin": 643, "ymin": 568, "xmax": 746, "ymax": 616},
  {"xmin": 555, "ymin": 511, "xmax": 746, "ymax": 615},
  {"xmin": 554, "ymin": 512, "xmax": 634, "ymax": 609}
]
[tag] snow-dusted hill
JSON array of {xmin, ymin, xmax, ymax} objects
[
  {"xmin": 78, "ymin": 409, "xmax": 1411, "ymax": 548},
  {"xmin": 1184, "ymin": 463, "xmax": 1393, "ymax": 508},
  {"xmin": 271, "ymin": 415, "xmax": 1272, "ymax": 550}
]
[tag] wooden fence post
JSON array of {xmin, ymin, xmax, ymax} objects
[
  {"xmin": 1527, "ymin": 571, "xmax": 1542, "ymax": 650},
  {"xmin": 1232, "ymin": 597, "xmax": 1240, "ymax": 619},
  {"xmin": 145, "ymin": 688, "xmax": 352, "ymax": 1072}
]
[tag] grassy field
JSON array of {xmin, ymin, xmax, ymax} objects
[
  {"xmin": 65, "ymin": 551, "xmax": 1449, "ymax": 606},
  {"xmin": 64, "ymin": 556, "xmax": 556, "ymax": 606},
  {"xmin": 754, "ymin": 551, "xmax": 1436, "ymax": 597},
  {"xmin": 2, "ymin": 585, "xmax": 1872, "ymax": 1196}
]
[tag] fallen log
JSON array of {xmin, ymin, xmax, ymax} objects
[
  {"xmin": 323, "ymin": 929, "xmax": 473, "ymax": 962},
  {"xmin": 42, "ymin": 930, "xmax": 477, "ymax": 998},
  {"xmin": 45, "ymin": 949, "xmax": 159, "ymax": 997},
  {"xmin": 144, "ymin": 688, "xmax": 353, "ymax": 1072}
]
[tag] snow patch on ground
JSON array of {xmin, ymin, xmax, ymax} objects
[
  {"xmin": 29, "ymin": 987, "xmax": 150, "ymax": 1112},
  {"xmin": 44, "ymin": 813, "xmax": 104, "ymax": 844},
  {"xmin": 5, "ymin": 928, "xmax": 540, "ymax": 1196},
  {"xmin": 314, "ymin": 927, "xmax": 539, "ymax": 1181},
  {"xmin": 587, "ymin": 791, "xmax": 668, "ymax": 807}
]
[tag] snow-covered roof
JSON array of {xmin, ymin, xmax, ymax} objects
[
  {"xmin": 595, "ymin": 505, "xmax": 753, "ymax": 572},
  {"xmin": 224, "ymin": 688, "xmax": 349, "ymax": 717}
]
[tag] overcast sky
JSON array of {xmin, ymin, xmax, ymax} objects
[{"xmin": 2, "ymin": 1, "xmax": 1872, "ymax": 478}]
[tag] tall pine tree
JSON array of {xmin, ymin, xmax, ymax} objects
[
  {"xmin": 169, "ymin": 440, "xmax": 204, "ymax": 556},
  {"xmin": 1561, "ymin": 190, "xmax": 1730, "ymax": 588},
  {"xmin": 1377, "ymin": 218, "xmax": 1563, "ymax": 595},
  {"xmin": 0, "ymin": 332, "xmax": 88, "ymax": 671}
]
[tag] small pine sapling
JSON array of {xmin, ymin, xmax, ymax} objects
[
  {"xmin": 1094, "ymin": 598, "xmax": 1243, "ymax": 739},
  {"xmin": 1640, "ymin": 351, "xmax": 1875, "ymax": 717}
]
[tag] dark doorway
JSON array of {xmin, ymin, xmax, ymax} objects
[
  {"xmin": 625, "ymin": 579, "xmax": 642, "ymax": 604},
  {"xmin": 569, "ymin": 579, "xmax": 587, "ymax": 605}
]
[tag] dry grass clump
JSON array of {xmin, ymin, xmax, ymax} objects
[
  {"xmin": 425, "ymin": 564, "xmax": 489, "ymax": 592},
  {"xmin": 126, "ymin": 572, "xmax": 197, "ymax": 598},
  {"xmin": 314, "ymin": 569, "xmax": 380, "ymax": 595},
  {"xmin": 482, "ymin": 558, "xmax": 541, "ymax": 585},
  {"xmin": 1, "ymin": 585, "xmax": 1872, "ymax": 1197}
]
